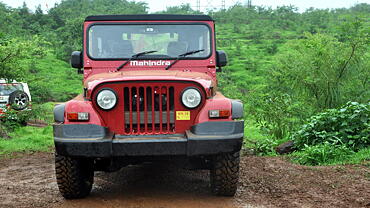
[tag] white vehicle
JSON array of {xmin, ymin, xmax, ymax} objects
[{"xmin": 0, "ymin": 79, "xmax": 31, "ymax": 112}]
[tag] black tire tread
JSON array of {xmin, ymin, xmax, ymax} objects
[
  {"xmin": 210, "ymin": 151, "xmax": 240, "ymax": 196},
  {"xmin": 55, "ymin": 154, "xmax": 94, "ymax": 199}
]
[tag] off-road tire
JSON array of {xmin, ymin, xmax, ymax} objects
[
  {"xmin": 210, "ymin": 151, "xmax": 240, "ymax": 196},
  {"xmin": 55, "ymin": 154, "xmax": 94, "ymax": 199}
]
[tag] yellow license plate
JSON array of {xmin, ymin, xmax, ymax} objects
[{"xmin": 176, "ymin": 111, "xmax": 190, "ymax": 120}]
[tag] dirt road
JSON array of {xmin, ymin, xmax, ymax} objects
[{"xmin": 0, "ymin": 152, "xmax": 369, "ymax": 208}]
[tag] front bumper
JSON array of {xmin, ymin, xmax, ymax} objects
[{"xmin": 54, "ymin": 121, "xmax": 244, "ymax": 157}]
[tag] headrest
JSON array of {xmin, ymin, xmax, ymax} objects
[{"xmin": 167, "ymin": 41, "xmax": 188, "ymax": 57}]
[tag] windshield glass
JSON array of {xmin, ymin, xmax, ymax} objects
[
  {"xmin": 88, "ymin": 24, "xmax": 211, "ymax": 59},
  {"xmin": 0, "ymin": 84, "xmax": 23, "ymax": 96}
]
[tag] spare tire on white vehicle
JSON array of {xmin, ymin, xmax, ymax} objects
[{"xmin": 9, "ymin": 90, "xmax": 29, "ymax": 110}]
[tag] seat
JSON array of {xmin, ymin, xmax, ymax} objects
[
  {"xmin": 167, "ymin": 41, "xmax": 188, "ymax": 57},
  {"xmin": 111, "ymin": 40, "xmax": 134, "ymax": 58}
]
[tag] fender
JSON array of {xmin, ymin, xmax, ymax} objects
[
  {"xmin": 195, "ymin": 92, "xmax": 244, "ymax": 124},
  {"xmin": 62, "ymin": 95, "xmax": 105, "ymax": 126},
  {"xmin": 195, "ymin": 92, "xmax": 232, "ymax": 124}
]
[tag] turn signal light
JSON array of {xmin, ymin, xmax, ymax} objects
[
  {"xmin": 209, "ymin": 109, "xmax": 230, "ymax": 118},
  {"xmin": 67, "ymin": 112, "xmax": 89, "ymax": 121}
]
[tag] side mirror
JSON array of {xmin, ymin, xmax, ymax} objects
[
  {"xmin": 71, "ymin": 51, "xmax": 83, "ymax": 74},
  {"xmin": 216, "ymin": 50, "xmax": 227, "ymax": 72}
]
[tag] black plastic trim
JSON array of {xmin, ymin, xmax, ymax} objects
[
  {"xmin": 53, "ymin": 124, "xmax": 111, "ymax": 139},
  {"xmin": 112, "ymin": 139, "xmax": 188, "ymax": 156},
  {"xmin": 53, "ymin": 103, "xmax": 65, "ymax": 123},
  {"xmin": 190, "ymin": 121, "xmax": 244, "ymax": 135},
  {"xmin": 186, "ymin": 131, "xmax": 243, "ymax": 156},
  {"xmin": 85, "ymin": 14, "xmax": 214, "ymax": 22},
  {"xmin": 55, "ymin": 139, "xmax": 112, "ymax": 158},
  {"xmin": 231, "ymin": 100, "xmax": 244, "ymax": 119},
  {"xmin": 53, "ymin": 121, "xmax": 244, "ymax": 157}
]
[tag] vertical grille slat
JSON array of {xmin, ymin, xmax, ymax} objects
[
  {"xmin": 166, "ymin": 87, "xmax": 170, "ymax": 133},
  {"xmin": 159, "ymin": 86, "xmax": 163, "ymax": 133},
  {"xmin": 137, "ymin": 87, "xmax": 140, "ymax": 133},
  {"xmin": 144, "ymin": 87, "xmax": 148, "ymax": 132},
  {"xmin": 152, "ymin": 86, "xmax": 155, "ymax": 133},
  {"xmin": 129, "ymin": 87, "xmax": 133, "ymax": 133},
  {"xmin": 123, "ymin": 84, "xmax": 176, "ymax": 135},
  {"xmin": 171, "ymin": 87, "xmax": 175, "ymax": 131}
]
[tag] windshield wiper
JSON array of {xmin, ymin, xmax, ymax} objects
[
  {"xmin": 116, "ymin": 50, "xmax": 158, "ymax": 71},
  {"xmin": 165, "ymin": 49, "xmax": 204, "ymax": 70}
]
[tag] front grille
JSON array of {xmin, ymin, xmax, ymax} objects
[{"xmin": 123, "ymin": 85, "xmax": 175, "ymax": 134}]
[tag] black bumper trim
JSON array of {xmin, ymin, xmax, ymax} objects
[
  {"xmin": 55, "ymin": 138, "xmax": 112, "ymax": 157},
  {"xmin": 186, "ymin": 131, "xmax": 243, "ymax": 156},
  {"xmin": 190, "ymin": 121, "xmax": 244, "ymax": 135},
  {"xmin": 54, "ymin": 121, "xmax": 244, "ymax": 157},
  {"xmin": 53, "ymin": 124, "xmax": 112, "ymax": 139}
]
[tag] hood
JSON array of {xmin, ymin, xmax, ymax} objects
[{"xmin": 84, "ymin": 70, "xmax": 216, "ymax": 99}]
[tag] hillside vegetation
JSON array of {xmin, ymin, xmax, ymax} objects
[{"xmin": 0, "ymin": 1, "xmax": 368, "ymax": 164}]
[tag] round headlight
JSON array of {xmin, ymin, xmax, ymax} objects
[
  {"xmin": 181, "ymin": 88, "xmax": 202, "ymax": 109},
  {"xmin": 96, "ymin": 89, "xmax": 117, "ymax": 110}
]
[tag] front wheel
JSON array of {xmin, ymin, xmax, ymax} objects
[
  {"xmin": 210, "ymin": 151, "xmax": 240, "ymax": 196},
  {"xmin": 55, "ymin": 154, "xmax": 94, "ymax": 199}
]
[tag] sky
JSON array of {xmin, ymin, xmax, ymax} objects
[{"xmin": 1, "ymin": 0, "xmax": 369, "ymax": 13}]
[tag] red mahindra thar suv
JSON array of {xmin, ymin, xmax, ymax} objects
[{"xmin": 53, "ymin": 14, "xmax": 244, "ymax": 199}]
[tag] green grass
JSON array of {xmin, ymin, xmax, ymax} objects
[
  {"xmin": 242, "ymin": 119, "xmax": 284, "ymax": 156},
  {"xmin": 0, "ymin": 126, "xmax": 53, "ymax": 155},
  {"xmin": 33, "ymin": 102, "xmax": 56, "ymax": 123},
  {"xmin": 0, "ymin": 102, "xmax": 56, "ymax": 156},
  {"xmin": 337, "ymin": 147, "xmax": 370, "ymax": 165},
  {"xmin": 243, "ymin": 119, "xmax": 266, "ymax": 146},
  {"xmin": 290, "ymin": 145, "xmax": 370, "ymax": 166}
]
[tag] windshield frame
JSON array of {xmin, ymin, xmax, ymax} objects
[{"xmin": 85, "ymin": 22, "xmax": 213, "ymax": 61}]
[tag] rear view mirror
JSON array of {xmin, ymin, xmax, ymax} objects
[
  {"xmin": 71, "ymin": 51, "xmax": 83, "ymax": 74},
  {"xmin": 71, "ymin": 51, "xmax": 82, "ymax": 68},
  {"xmin": 216, "ymin": 50, "xmax": 227, "ymax": 72}
]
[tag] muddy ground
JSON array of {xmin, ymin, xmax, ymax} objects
[{"xmin": 0, "ymin": 152, "xmax": 369, "ymax": 208}]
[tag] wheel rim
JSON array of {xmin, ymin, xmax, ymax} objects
[{"xmin": 14, "ymin": 94, "xmax": 27, "ymax": 107}]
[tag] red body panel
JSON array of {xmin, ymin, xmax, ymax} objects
[{"xmin": 64, "ymin": 20, "xmax": 233, "ymax": 135}]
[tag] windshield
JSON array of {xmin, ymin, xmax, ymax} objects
[
  {"xmin": 88, "ymin": 24, "xmax": 211, "ymax": 59},
  {"xmin": 0, "ymin": 84, "xmax": 23, "ymax": 96}
]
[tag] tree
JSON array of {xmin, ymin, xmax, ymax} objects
[
  {"xmin": 158, "ymin": 4, "xmax": 201, "ymax": 14},
  {"xmin": 0, "ymin": 35, "xmax": 46, "ymax": 81}
]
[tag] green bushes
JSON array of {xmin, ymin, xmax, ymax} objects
[
  {"xmin": 291, "ymin": 102, "xmax": 369, "ymax": 165},
  {"xmin": 250, "ymin": 93, "xmax": 309, "ymax": 140},
  {"xmin": 0, "ymin": 103, "xmax": 53, "ymax": 133},
  {"xmin": 292, "ymin": 102, "xmax": 369, "ymax": 151},
  {"xmin": 216, "ymin": 15, "xmax": 369, "ymax": 167},
  {"xmin": 248, "ymin": 25, "xmax": 369, "ymax": 142},
  {"xmin": 291, "ymin": 143, "xmax": 355, "ymax": 165}
]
